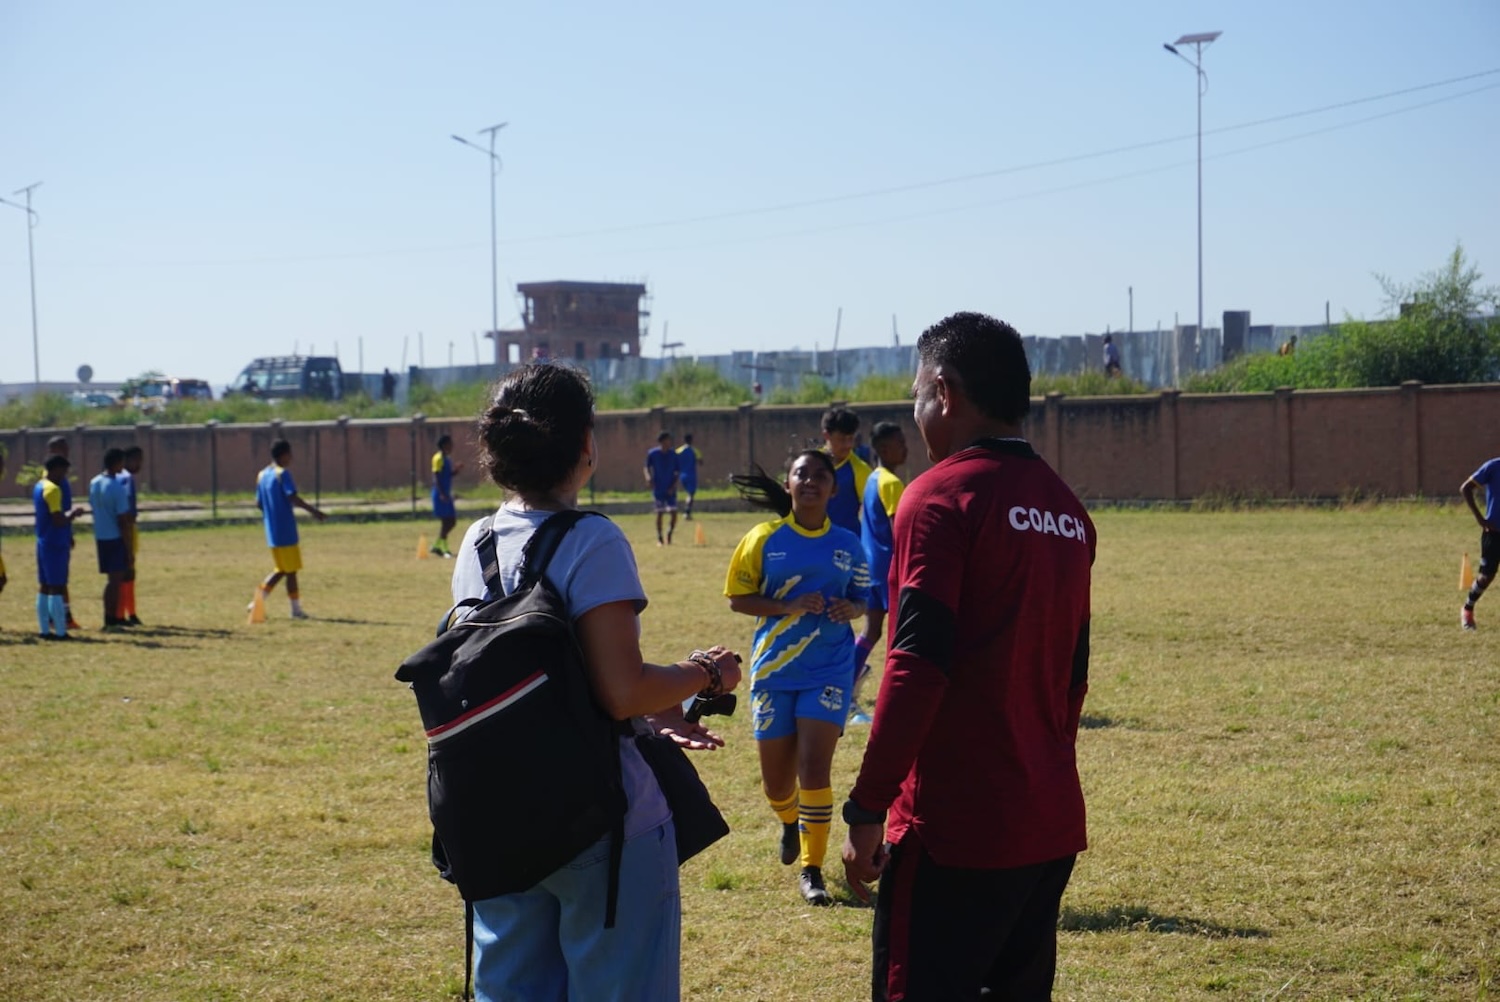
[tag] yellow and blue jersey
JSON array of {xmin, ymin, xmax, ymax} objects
[
  {"xmin": 256, "ymin": 464, "xmax": 300, "ymax": 548},
  {"xmin": 825, "ymin": 451, "xmax": 872, "ymax": 535},
  {"xmin": 431, "ymin": 451, "xmax": 454, "ymax": 496},
  {"xmin": 33, "ymin": 479, "xmax": 67, "ymax": 546},
  {"xmin": 675, "ymin": 444, "xmax": 702, "ymax": 485},
  {"xmin": 724, "ymin": 514, "xmax": 871, "ymax": 691},
  {"xmin": 860, "ymin": 466, "xmax": 905, "ymax": 588}
]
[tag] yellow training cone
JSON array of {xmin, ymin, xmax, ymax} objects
[
  {"xmin": 247, "ymin": 591, "xmax": 268, "ymax": 625},
  {"xmin": 1461, "ymin": 553, "xmax": 1475, "ymax": 591},
  {"xmin": 694, "ymin": 522, "xmax": 707, "ymax": 546},
  {"xmin": 417, "ymin": 534, "xmax": 430, "ymax": 560}
]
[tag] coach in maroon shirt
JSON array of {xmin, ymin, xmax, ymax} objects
[{"xmin": 842, "ymin": 311, "xmax": 1094, "ymax": 1001}]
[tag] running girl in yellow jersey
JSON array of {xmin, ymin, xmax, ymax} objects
[{"xmin": 725, "ymin": 450, "xmax": 870, "ymax": 905}]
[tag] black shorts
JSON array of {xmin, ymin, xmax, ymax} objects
[
  {"xmin": 96, "ymin": 538, "xmax": 128, "ymax": 575},
  {"xmin": 1480, "ymin": 530, "xmax": 1500, "ymax": 577},
  {"xmin": 872, "ymin": 835, "xmax": 1076, "ymax": 1002}
]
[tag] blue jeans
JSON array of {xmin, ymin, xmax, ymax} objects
[{"xmin": 472, "ymin": 819, "xmax": 680, "ymax": 1002}]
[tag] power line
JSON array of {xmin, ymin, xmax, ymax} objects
[{"xmin": 29, "ymin": 67, "xmax": 1500, "ymax": 270}]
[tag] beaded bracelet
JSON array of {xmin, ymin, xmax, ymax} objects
[{"xmin": 686, "ymin": 650, "xmax": 724, "ymax": 698}]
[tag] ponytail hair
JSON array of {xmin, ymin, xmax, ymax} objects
[{"xmin": 730, "ymin": 449, "xmax": 836, "ymax": 519}]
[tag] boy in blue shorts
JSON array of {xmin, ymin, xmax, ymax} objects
[
  {"xmin": 849, "ymin": 421, "xmax": 908, "ymax": 725},
  {"xmin": 644, "ymin": 431, "xmax": 680, "ymax": 546},
  {"xmin": 676, "ymin": 433, "xmax": 703, "ymax": 520},
  {"xmin": 429, "ymin": 434, "xmax": 464, "ymax": 558},
  {"xmin": 46, "ymin": 436, "xmax": 83, "ymax": 630},
  {"xmin": 34, "ymin": 454, "xmax": 84, "ymax": 639},
  {"xmin": 250, "ymin": 440, "xmax": 327, "ymax": 620},
  {"xmin": 88, "ymin": 448, "xmax": 135, "ymax": 631},
  {"xmin": 1461, "ymin": 456, "xmax": 1500, "ymax": 630}
]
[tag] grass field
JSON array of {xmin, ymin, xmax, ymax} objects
[{"xmin": 0, "ymin": 506, "xmax": 1496, "ymax": 1000}]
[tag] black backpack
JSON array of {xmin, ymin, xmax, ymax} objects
[{"xmin": 394, "ymin": 510, "xmax": 630, "ymax": 931}]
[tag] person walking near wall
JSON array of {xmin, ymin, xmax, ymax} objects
[
  {"xmin": 644, "ymin": 431, "xmax": 680, "ymax": 546},
  {"xmin": 1102, "ymin": 334, "xmax": 1121, "ymax": 377},
  {"xmin": 842, "ymin": 311, "xmax": 1095, "ymax": 1001},
  {"xmin": 1460, "ymin": 456, "xmax": 1500, "ymax": 630},
  {"xmin": 249, "ymin": 440, "xmax": 326, "ymax": 620},
  {"xmin": 676, "ymin": 434, "xmax": 703, "ymax": 520},
  {"xmin": 429, "ymin": 434, "xmax": 464, "ymax": 558}
]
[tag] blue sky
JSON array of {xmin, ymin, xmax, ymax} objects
[{"xmin": 2, "ymin": 0, "xmax": 1497, "ymax": 387}]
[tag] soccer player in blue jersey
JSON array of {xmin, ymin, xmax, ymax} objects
[
  {"xmin": 1461, "ymin": 456, "xmax": 1500, "ymax": 630},
  {"xmin": 849, "ymin": 421, "xmax": 909, "ymax": 726},
  {"xmin": 821, "ymin": 408, "xmax": 873, "ymax": 535},
  {"xmin": 88, "ymin": 449, "xmax": 135, "ymax": 630},
  {"xmin": 676, "ymin": 433, "xmax": 703, "ymax": 520},
  {"xmin": 726, "ymin": 450, "xmax": 870, "ymax": 905},
  {"xmin": 34, "ymin": 454, "xmax": 84, "ymax": 639},
  {"xmin": 45, "ymin": 436, "xmax": 83, "ymax": 630},
  {"xmin": 644, "ymin": 431, "xmax": 680, "ymax": 545},
  {"xmin": 117, "ymin": 446, "xmax": 144, "ymax": 625},
  {"xmin": 250, "ymin": 440, "xmax": 326, "ymax": 620},
  {"xmin": 429, "ymin": 434, "xmax": 464, "ymax": 558}
]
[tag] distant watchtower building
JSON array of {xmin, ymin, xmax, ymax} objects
[{"xmin": 488, "ymin": 280, "xmax": 649, "ymax": 365}]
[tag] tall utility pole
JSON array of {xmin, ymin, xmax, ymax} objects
[
  {"xmin": 1163, "ymin": 31, "xmax": 1222, "ymax": 381},
  {"xmin": 2, "ymin": 182, "xmax": 43, "ymax": 384},
  {"xmin": 452, "ymin": 122, "xmax": 507, "ymax": 349}
]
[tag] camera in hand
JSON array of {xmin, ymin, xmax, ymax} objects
[{"xmin": 684, "ymin": 692, "xmax": 736, "ymax": 723}]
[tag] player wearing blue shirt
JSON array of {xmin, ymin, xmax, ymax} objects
[
  {"xmin": 33, "ymin": 454, "xmax": 83, "ymax": 638},
  {"xmin": 249, "ymin": 440, "xmax": 326, "ymax": 621},
  {"xmin": 1461, "ymin": 456, "xmax": 1500, "ymax": 630},
  {"xmin": 821, "ymin": 407, "xmax": 873, "ymax": 535},
  {"xmin": 429, "ymin": 434, "xmax": 465, "ymax": 558},
  {"xmin": 726, "ymin": 450, "xmax": 870, "ymax": 906},
  {"xmin": 643, "ymin": 431, "xmax": 680, "ymax": 546},
  {"xmin": 675, "ymin": 435, "xmax": 703, "ymax": 520},
  {"xmin": 45, "ymin": 436, "xmax": 83, "ymax": 631},
  {"xmin": 88, "ymin": 448, "xmax": 135, "ymax": 631},
  {"xmin": 850, "ymin": 422, "xmax": 909, "ymax": 725}
]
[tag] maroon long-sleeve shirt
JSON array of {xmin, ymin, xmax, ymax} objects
[{"xmin": 849, "ymin": 438, "xmax": 1093, "ymax": 869}]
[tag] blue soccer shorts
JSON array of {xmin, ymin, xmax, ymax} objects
[
  {"xmin": 96, "ymin": 537, "xmax": 128, "ymax": 574},
  {"xmin": 751, "ymin": 683, "xmax": 852, "ymax": 741},
  {"xmin": 36, "ymin": 542, "xmax": 69, "ymax": 587}
]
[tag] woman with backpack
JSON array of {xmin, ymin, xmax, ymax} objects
[
  {"xmin": 725, "ymin": 450, "xmax": 871, "ymax": 906},
  {"xmin": 449, "ymin": 362, "xmax": 742, "ymax": 1001}
]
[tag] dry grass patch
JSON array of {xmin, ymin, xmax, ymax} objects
[{"xmin": 0, "ymin": 506, "xmax": 1495, "ymax": 999}]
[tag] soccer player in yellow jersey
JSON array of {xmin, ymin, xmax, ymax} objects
[
  {"xmin": 430, "ymin": 434, "xmax": 464, "ymax": 558},
  {"xmin": 726, "ymin": 450, "xmax": 870, "ymax": 905}
]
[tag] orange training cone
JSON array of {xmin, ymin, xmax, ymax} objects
[
  {"xmin": 417, "ymin": 535, "xmax": 431, "ymax": 560},
  {"xmin": 247, "ymin": 590, "xmax": 268, "ymax": 625},
  {"xmin": 1461, "ymin": 553, "xmax": 1475, "ymax": 591},
  {"xmin": 694, "ymin": 522, "xmax": 707, "ymax": 546}
]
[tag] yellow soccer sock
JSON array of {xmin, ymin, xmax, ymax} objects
[
  {"xmin": 798, "ymin": 787, "xmax": 834, "ymax": 869},
  {"xmin": 767, "ymin": 789, "xmax": 799, "ymax": 826}
]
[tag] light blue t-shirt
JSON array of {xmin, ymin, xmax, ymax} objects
[
  {"xmin": 1473, "ymin": 458, "xmax": 1500, "ymax": 522},
  {"xmin": 256, "ymin": 464, "xmax": 300, "ymax": 548},
  {"xmin": 88, "ymin": 472, "xmax": 129, "ymax": 542},
  {"xmin": 451, "ymin": 505, "xmax": 670, "ymax": 840}
]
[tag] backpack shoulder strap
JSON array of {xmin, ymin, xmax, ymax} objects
[{"xmin": 519, "ymin": 510, "xmax": 603, "ymax": 590}]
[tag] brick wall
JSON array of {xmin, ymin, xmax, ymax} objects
[{"xmin": 3, "ymin": 383, "xmax": 1497, "ymax": 502}]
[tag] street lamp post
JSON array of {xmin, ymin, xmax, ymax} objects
[
  {"xmin": 1, "ymin": 182, "xmax": 43, "ymax": 385},
  {"xmin": 452, "ymin": 123, "xmax": 507, "ymax": 356},
  {"xmin": 1163, "ymin": 31, "xmax": 1221, "ymax": 385}
]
